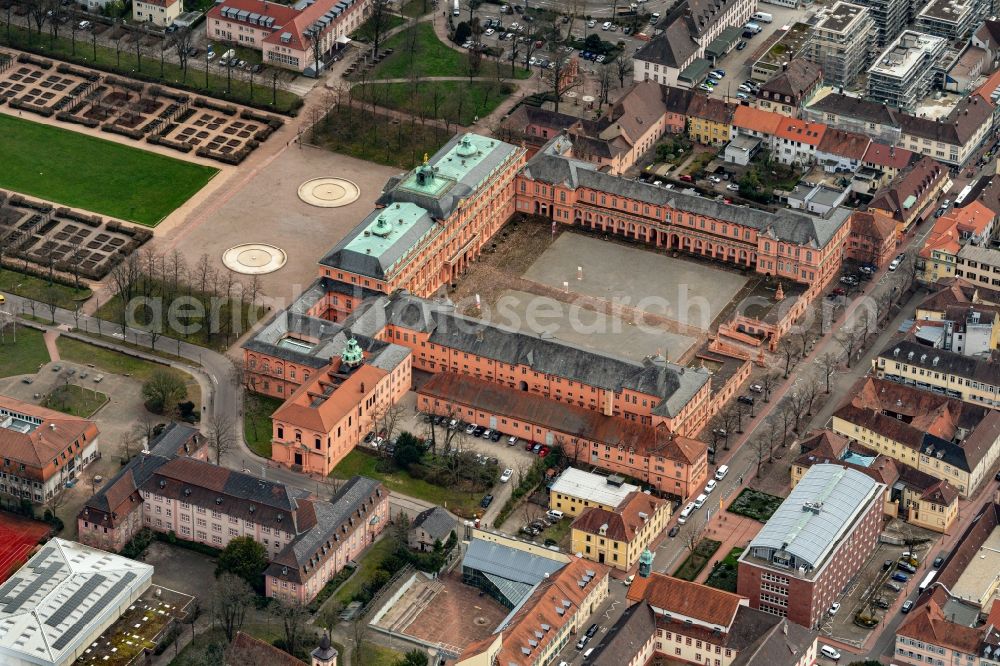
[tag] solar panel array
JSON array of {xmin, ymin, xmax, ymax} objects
[
  {"xmin": 0, "ymin": 561, "xmax": 64, "ymax": 614},
  {"xmin": 44, "ymin": 574, "xmax": 108, "ymax": 628},
  {"xmin": 50, "ymin": 572, "xmax": 137, "ymax": 651}
]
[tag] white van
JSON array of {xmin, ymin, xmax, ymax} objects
[
  {"xmin": 693, "ymin": 493, "xmax": 708, "ymax": 509},
  {"xmin": 751, "ymin": 11, "xmax": 773, "ymax": 22},
  {"xmin": 546, "ymin": 509, "xmax": 565, "ymax": 521},
  {"xmin": 715, "ymin": 465, "xmax": 730, "ymax": 480},
  {"xmin": 820, "ymin": 645, "xmax": 841, "ymax": 660},
  {"xmin": 744, "ymin": 21, "xmax": 761, "ymax": 33},
  {"xmin": 601, "ymin": 21, "xmax": 612, "ymax": 30},
  {"xmin": 678, "ymin": 502, "xmax": 694, "ymax": 524},
  {"xmin": 582, "ymin": 647, "xmax": 595, "ymax": 659}
]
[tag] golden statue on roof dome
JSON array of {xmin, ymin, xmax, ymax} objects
[{"xmin": 423, "ymin": 153, "xmax": 429, "ymax": 165}]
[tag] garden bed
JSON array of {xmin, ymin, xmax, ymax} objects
[
  {"xmin": 673, "ymin": 538, "xmax": 722, "ymax": 581},
  {"xmin": 728, "ymin": 488, "xmax": 784, "ymax": 522}
]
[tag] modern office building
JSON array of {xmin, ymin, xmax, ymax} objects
[
  {"xmin": 916, "ymin": 0, "xmax": 985, "ymax": 40},
  {"xmin": 867, "ymin": 31, "xmax": 946, "ymax": 110},
  {"xmin": 737, "ymin": 464, "xmax": 884, "ymax": 628},
  {"xmin": 805, "ymin": 2, "xmax": 876, "ymax": 88},
  {"xmin": 855, "ymin": 0, "xmax": 911, "ymax": 46}
]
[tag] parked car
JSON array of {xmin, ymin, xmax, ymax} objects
[
  {"xmin": 680, "ymin": 174, "xmax": 694, "ymax": 182},
  {"xmin": 883, "ymin": 559, "xmax": 894, "ymax": 570},
  {"xmin": 737, "ymin": 395, "xmax": 754, "ymax": 405},
  {"xmin": 668, "ymin": 525, "xmax": 680, "ymax": 537},
  {"xmin": 490, "ymin": 430, "xmax": 502, "ymax": 442},
  {"xmin": 500, "ymin": 468, "xmax": 513, "ymax": 482},
  {"xmin": 874, "ymin": 598, "xmax": 890, "ymax": 609},
  {"xmin": 698, "ymin": 84, "xmax": 713, "ymax": 92},
  {"xmin": 466, "ymin": 423, "xmax": 478, "ymax": 434},
  {"xmin": 749, "ymin": 383, "xmax": 763, "ymax": 393},
  {"xmin": 828, "ymin": 602, "xmax": 841, "ymax": 616},
  {"xmin": 892, "ymin": 572, "xmax": 910, "ymax": 583},
  {"xmin": 736, "ymin": 92, "xmax": 750, "ymax": 101},
  {"xmin": 78, "ymin": 20, "xmax": 91, "ymax": 29},
  {"xmin": 480, "ymin": 494, "xmax": 494, "ymax": 508},
  {"xmin": 726, "ymin": 183, "xmax": 739, "ymax": 191},
  {"xmin": 736, "ymin": 40, "xmax": 747, "ymax": 50},
  {"xmin": 885, "ymin": 581, "xmax": 901, "ymax": 592},
  {"xmin": 933, "ymin": 556, "xmax": 945, "ymax": 568},
  {"xmin": 480, "ymin": 428, "xmax": 492, "ymax": 439},
  {"xmin": 585, "ymin": 623, "xmax": 599, "ymax": 638},
  {"xmin": 507, "ymin": 435, "xmax": 518, "ymax": 446},
  {"xmin": 704, "ymin": 479, "xmax": 717, "ymax": 494},
  {"xmin": 901, "ymin": 600, "xmax": 914, "ymax": 613},
  {"xmin": 538, "ymin": 445, "xmax": 550, "ymax": 457},
  {"xmin": 708, "ymin": 175, "xmax": 722, "ymax": 184},
  {"xmin": 363, "ymin": 431, "xmax": 375, "ymax": 443}
]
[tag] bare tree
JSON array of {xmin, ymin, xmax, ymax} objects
[
  {"xmin": 521, "ymin": 27, "xmax": 544, "ymax": 72},
  {"xmin": 369, "ymin": 0, "xmax": 393, "ymax": 57},
  {"xmin": 206, "ymin": 417, "xmax": 237, "ymax": 466},
  {"xmin": 43, "ymin": 484, "xmax": 68, "ymax": 519},
  {"xmin": 212, "ymin": 573, "xmax": 255, "ymax": 642},
  {"xmin": 171, "ymin": 27, "xmax": 194, "ymax": 82},
  {"xmin": 778, "ymin": 336, "xmax": 798, "ymax": 378},
  {"xmin": 352, "ymin": 617, "xmax": 372, "ymax": 666},
  {"xmin": 713, "ymin": 406, "xmax": 739, "ymax": 450},
  {"xmin": 614, "ymin": 53, "xmax": 632, "ymax": 88},
  {"xmin": 836, "ymin": 324, "xmax": 865, "ymax": 368},
  {"xmin": 109, "ymin": 251, "xmax": 142, "ymax": 332},
  {"xmin": 684, "ymin": 520, "xmax": 704, "ymax": 556},
  {"xmin": 785, "ymin": 390, "xmax": 809, "ymax": 435},
  {"xmin": 815, "ymin": 351, "xmax": 840, "ymax": 394},
  {"xmin": 598, "ymin": 63, "xmax": 613, "ymax": 109},
  {"xmin": 119, "ymin": 431, "xmax": 139, "ymax": 462},
  {"xmin": 548, "ymin": 50, "xmax": 580, "ymax": 113},
  {"xmin": 759, "ymin": 371, "xmax": 780, "ymax": 403},
  {"xmin": 800, "ymin": 375, "xmax": 822, "ymax": 419},
  {"xmin": 372, "ymin": 402, "xmax": 405, "ymax": 450},
  {"xmin": 272, "ymin": 598, "xmax": 310, "ymax": 659}
]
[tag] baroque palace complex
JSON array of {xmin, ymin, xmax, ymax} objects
[{"xmin": 242, "ymin": 131, "xmax": 854, "ymax": 502}]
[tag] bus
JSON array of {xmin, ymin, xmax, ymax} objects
[
  {"xmin": 919, "ymin": 570, "xmax": 937, "ymax": 593},
  {"xmin": 954, "ymin": 184, "xmax": 973, "ymax": 207}
]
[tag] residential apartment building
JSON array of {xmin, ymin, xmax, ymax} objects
[
  {"xmin": 832, "ymin": 376, "xmax": 1000, "ymax": 496},
  {"xmin": 78, "ymin": 440, "xmax": 388, "ymax": 603},
  {"xmin": 804, "ymin": 90, "xmax": 903, "ymax": 144},
  {"xmin": 737, "ymin": 464, "xmax": 884, "ymax": 628},
  {"xmin": 549, "ymin": 467, "xmax": 639, "ymax": 517},
  {"xmin": 793, "ymin": 430, "xmax": 960, "ymax": 533},
  {"xmin": 804, "ymin": 2, "xmax": 876, "ymax": 88},
  {"xmin": 956, "ymin": 245, "xmax": 1000, "ymax": 288},
  {"xmin": 750, "ymin": 23, "xmax": 814, "ymax": 83},
  {"xmin": 318, "ymin": 134, "xmax": 526, "ymax": 298},
  {"xmin": 867, "ymin": 31, "xmax": 946, "ymax": 111},
  {"xmin": 207, "ymin": 0, "xmax": 370, "ymax": 74},
  {"xmin": 625, "ymin": 573, "xmax": 819, "ymax": 665},
  {"xmin": 633, "ymin": 0, "xmax": 756, "ymax": 86},
  {"xmin": 756, "ymin": 59, "xmax": 824, "ymax": 117},
  {"xmin": 0, "ymin": 395, "xmax": 100, "ymax": 504},
  {"xmin": 570, "ymin": 491, "xmax": 671, "ymax": 571},
  {"xmin": 456, "ymin": 555, "xmax": 609, "ymax": 666},
  {"xmin": 915, "ymin": 279, "xmax": 1000, "ymax": 354},
  {"xmin": 847, "ymin": 210, "xmax": 898, "ymax": 267},
  {"xmin": 815, "ymin": 128, "xmax": 872, "ymax": 174},
  {"xmin": 916, "ymin": 0, "xmax": 985, "ymax": 40},
  {"xmin": 919, "ymin": 201, "xmax": 997, "ymax": 283},
  {"xmin": 133, "ymin": 0, "xmax": 181, "ymax": 27},
  {"xmin": 898, "ymin": 95, "xmax": 994, "ymax": 166},
  {"xmin": 855, "ymin": 0, "xmax": 911, "ymax": 46},
  {"xmin": 772, "ymin": 117, "xmax": 827, "ymax": 166},
  {"xmin": 686, "ymin": 95, "xmax": 737, "ymax": 146},
  {"xmin": 874, "ymin": 338, "xmax": 1000, "ymax": 407},
  {"xmin": 869, "ymin": 156, "xmax": 950, "ymax": 235}
]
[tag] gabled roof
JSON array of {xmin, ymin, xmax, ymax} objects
[
  {"xmin": 918, "ymin": 278, "xmax": 979, "ymax": 312},
  {"xmin": 896, "ymin": 596, "xmax": 991, "ymax": 654},
  {"xmin": 571, "ymin": 492, "xmax": 668, "ymax": 542},
  {"xmin": 919, "ymin": 214, "xmax": 962, "ymax": 258},
  {"xmin": 634, "ymin": 22, "xmax": 697, "ymax": 69},
  {"xmin": 0, "ymin": 396, "xmax": 99, "ymax": 478},
  {"xmin": 410, "ymin": 506, "xmax": 456, "ymax": 542},
  {"xmin": 850, "ymin": 210, "xmax": 897, "ymax": 243},
  {"xmin": 661, "ymin": 85, "xmax": 696, "ymax": 115},
  {"xmin": 868, "ymin": 157, "xmax": 947, "ymax": 222},
  {"xmin": 817, "ymin": 127, "xmax": 871, "ymax": 159},
  {"xmin": 589, "ymin": 601, "xmax": 656, "ymax": 666},
  {"xmin": 863, "ymin": 142, "xmax": 915, "ymax": 169},
  {"xmin": 730, "ymin": 618, "xmax": 816, "ymax": 666},
  {"xmin": 272, "ymin": 360, "xmax": 388, "ymax": 432},
  {"xmin": 226, "ymin": 631, "xmax": 303, "ymax": 666},
  {"xmin": 604, "ymin": 81, "xmax": 669, "ymax": 144},
  {"xmin": 807, "ymin": 92, "xmax": 902, "ymax": 127},
  {"xmin": 687, "ymin": 95, "xmax": 736, "ymax": 124},
  {"xmin": 759, "ymin": 59, "xmax": 823, "ymax": 103},
  {"xmin": 949, "ymin": 200, "xmax": 996, "ymax": 237},
  {"xmin": 627, "ymin": 572, "xmax": 745, "ymax": 628},
  {"xmin": 898, "ymin": 95, "xmax": 994, "ymax": 147},
  {"xmin": 877, "ymin": 338, "xmax": 1000, "ymax": 385},
  {"xmin": 732, "ymin": 105, "xmax": 784, "ymax": 135},
  {"xmin": 774, "ymin": 118, "xmax": 827, "ymax": 146}
]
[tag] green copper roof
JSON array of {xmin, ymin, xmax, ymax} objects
[
  {"xmin": 341, "ymin": 336, "xmax": 364, "ymax": 367},
  {"xmin": 397, "ymin": 134, "xmax": 501, "ymax": 196},
  {"xmin": 341, "ymin": 202, "xmax": 435, "ymax": 262}
]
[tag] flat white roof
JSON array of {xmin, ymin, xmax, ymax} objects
[
  {"xmin": 951, "ymin": 526, "xmax": 1000, "ymax": 606},
  {"xmin": 0, "ymin": 538, "xmax": 153, "ymax": 666},
  {"xmin": 550, "ymin": 468, "xmax": 638, "ymax": 509}
]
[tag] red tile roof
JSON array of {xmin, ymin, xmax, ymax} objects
[
  {"xmin": 863, "ymin": 142, "xmax": 915, "ymax": 170},
  {"xmin": 774, "ymin": 118, "xmax": 826, "ymax": 146},
  {"xmin": 627, "ymin": 572, "xmax": 745, "ymax": 628},
  {"xmin": 949, "ymin": 200, "xmax": 996, "ymax": 237},
  {"xmin": 851, "ymin": 210, "xmax": 897, "ymax": 244},
  {"xmin": 732, "ymin": 106, "xmax": 784, "ymax": 135},
  {"xmin": 0, "ymin": 396, "xmax": 99, "ymax": 481},
  {"xmin": 273, "ymin": 361, "xmax": 387, "ymax": 433},
  {"xmin": 572, "ymin": 491, "xmax": 669, "ymax": 542},
  {"xmin": 817, "ymin": 127, "xmax": 871, "ymax": 160},
  {"xmin": 896, "ymin": 597, "xmax": 987, "ymax": 654},
  {"xmin": 920, "ymin": 215, "xmax": 962, "ymax": 259},
  {"xmin": 226, "ymin": 631, "xmax": 303, "ymax": 666}
]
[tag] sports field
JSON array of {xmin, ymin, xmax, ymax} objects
[
  {"xmin": 0, "ymin": 511, "xmax": 50, "ymax": 583},
  {"xmin": 0, "ymin": 114, "xmax": 218, "ymax": 226}
]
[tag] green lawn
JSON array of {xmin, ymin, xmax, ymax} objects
[
  {"xmin": 353, "ymin": 642, "xmax": 402, "ymax": 666},
  {"xmin": 56, "ymin": 337, "xmax": 201, "ymax": 408},
  {"xmin": 0, "ymin": 327, "xmax": 50, "ymax": 377},
  {"xmin": 244, "ymin": 394, "xmax": 284, "ymax": 459},
  {"xmin": 1, "ymin": 24, "xmax": 302, "ymax": 114},
  {"xmin": 728, "ymin": 488, "xmax": 785, "ymax": 522},
  {"xmin": 704, "ymin": 547, "xmax": 744, "ymax": 592},
  {"xmin": 308, "ymin": 104, "xmax": 453, "ymax": 169},
  {"xmin": 44, "ymin": 383, "xmax": 109, "ymax": 417},
  {"xmin": 351, "ymin": 13, "xmax": 406, "ymax": 42},
  {"xmin": 400, "ymin": 0, "xmax": 432, "ymax": 17},
  {"xmin": 334, "ymin": 535, "xmax": 400, "ymax": 606},
  {"xmin": 673, "ymin": 538, "xmax": 722, "ymax": 581},
  {"xmin": 0, "ymin": 115, "xmax": 217, "ymax": 226},
  {"xmin": 0, "ymin": 268, "xmax": 92, "ymax": 309},
  {"xmin": 354, "ymin": 79, "xmax": 514, "ymax": 126},
  {"xmin": 372, "ymin": 23, "xmax": 529, "ymax": 80},
  {"xmin": 331, "ymin": 450, "xmax": 479, "ymax": 515}
]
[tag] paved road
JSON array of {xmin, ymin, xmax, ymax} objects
[{"xmin": 1, "ymin": 295, "xmax": 432, "ymax": 518}]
